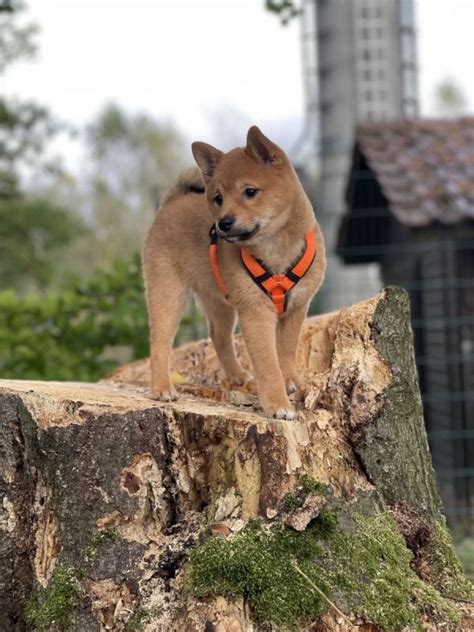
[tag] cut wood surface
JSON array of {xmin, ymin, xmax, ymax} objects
[{"xmin": 1, "ymin": 288, "xmax": 472, "ymax": 631}]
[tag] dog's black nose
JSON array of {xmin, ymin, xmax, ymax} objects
[{"xmin": 218, "ymin": 216, "xmax": 235, "ymax": 232}]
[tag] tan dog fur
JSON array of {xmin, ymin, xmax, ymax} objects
[{"xmin": 142, "ymin": 127, "xmax": 326, "ymax": 419}]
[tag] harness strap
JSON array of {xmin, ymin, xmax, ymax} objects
[
  {"xmin": 209, "ymin": 226, "xmax": 316, "ymax": 315},
  {"xmin": 209, "ymin": 228, "xmax": 229, "ymax": 296}
]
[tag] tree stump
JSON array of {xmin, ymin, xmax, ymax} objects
[{"xmin": 1, "ymin": 288, "xmax": 472, "ymax": 631}]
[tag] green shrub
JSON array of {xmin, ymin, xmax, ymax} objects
[{"xmin": 0, "ymin": 254, "xmax": 202, "ymax": 382}]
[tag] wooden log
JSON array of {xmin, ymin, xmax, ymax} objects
[{"xmin": 1, "ymin": 288, "xmax": 472, "ymax": 631}]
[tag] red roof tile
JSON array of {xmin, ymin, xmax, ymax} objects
[{"xmin": 353, "ymin": 117, "xmax": 474, "ymax": 226}]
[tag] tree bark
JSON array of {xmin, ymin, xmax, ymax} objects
[{"xmin": 0, "ymin": 288, "xmax": 472, "ymax": 631}]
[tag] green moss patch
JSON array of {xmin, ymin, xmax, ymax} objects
[
  {"xmin": 187, "ymin": 509, "xmax": 461, "ymax": 631},
  {"xmin": 25, "ymin": 563, "xmax": 80, "ymax": 632},
  {"xmin": 188, "ymin": 516, "xmax": 333, "ymax": 630},
  {"xmin": 283, "ymin": 474, "xmax": 327, "ymax": 512},
  {"xmin": 322, "ymin": 513, "xmax": 459, "ymax": 631},
  {"xmin": 300, "ymin": 474, "xmax": 326, "ymax": 495},
  {"xmin": 421, "ymin": 520, "xmax": 474, "ymax": 600}
]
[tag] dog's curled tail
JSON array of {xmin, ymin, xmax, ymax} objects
[{"xmin": 160, "ymin": 167, "xmax": 205, "ymax": 206}]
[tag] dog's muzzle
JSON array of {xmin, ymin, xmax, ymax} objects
[{"xmin": 217, "ymin": 223, "xmax": 260, "ymax": 243}]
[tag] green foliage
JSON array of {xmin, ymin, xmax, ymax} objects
[
  {"xmin": 0, "ymin": 4, "xmax": 79, "ymax": 293},
  {"xmin": 0, "ymin": 255, "xmax": 146, "ymax": 381},
  {"xmin": 0, "ymin": 9, "xmax": 62, "ymax": 197},
  {"xmin": 265, "ymin": 0, "xmax": 301, "ymax": 25},
  {"xmin": 0, "ymin": 254, "xmax": 202, "ymax": 382},
  {"xmin": 0, "ymin": 10, "xmax": 187, "ymax": 295},
  {"xmin": 0, "ymin": 4, "xmax": 38, "ymax": 74},
  {"xmin": 0, "ymin": 196, "xmax": 87, "ymax": 290},
  {"xmin": 0, "ymin": 8, "xmax": 194, "ymax": 365},
  {"xmin": 25, "ymin": 563, "xmax": 80, "ymax": 632},
  {"xmin": 188, "ymin": 511, "xmax": 461, "ymax": 631},
  {"xmin": 0, "ymin": 98, "xmax": 61, "ymax": 184}
]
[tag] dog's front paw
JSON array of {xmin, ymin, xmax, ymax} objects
[
  {"xmin": 285, "ymin": 376, "xmax": 302, "ymax": 394},
  {"xmin": 263, "ymin": 400, "xmax": 296, "ymax": 420},
  {"xmin": 275, "ymin": 407, "xmax": 296, "ymax": 420},
  {"xmin": 151, "ymin": 387, "xmax": 179, "ymax": 402}
]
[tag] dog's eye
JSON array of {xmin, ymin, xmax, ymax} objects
[
  {"xmin": 214, "ymin": 193, "xmax": 223, "ymax": 206},
  {"xmin": 244, "ymin": 187, "xmax": 258, "ymax": 198}
]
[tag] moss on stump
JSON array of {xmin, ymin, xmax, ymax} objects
[{"xmin": 187, "ymin": 498, "xmax": 467, "ymax": 632}]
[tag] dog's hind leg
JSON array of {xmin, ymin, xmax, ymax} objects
[
  {"xmin": 199, "ymin": 294, "xmax": 252, "ymax": 385},
  {"xmin": 143, "ymin": 258, "xmax": 188, "ymax": 400}
]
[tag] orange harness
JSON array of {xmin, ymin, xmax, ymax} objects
[{"xmin": 209, "ymin": 227, "xmax": 316, "ymax": 315}]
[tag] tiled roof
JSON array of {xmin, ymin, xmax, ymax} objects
[{"xmin": 351, "ymin": 117, "xmax": 474, "ymax": 226}]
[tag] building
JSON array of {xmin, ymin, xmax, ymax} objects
[
  {"xmin": 300, "ymin": 0, "xmax": 418, "ymax": 310},
  {"xmin": 338, "ymin": 117, "xmax": 474, "ymax": 533}
]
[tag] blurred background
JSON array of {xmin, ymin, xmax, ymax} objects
[{"xmin": 0, "ymin": 0, "xmax": 473, "ymax": 562}]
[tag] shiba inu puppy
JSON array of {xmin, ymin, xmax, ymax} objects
[{"xmin": 142, "ymin": 126, "xmax": 326, "ymax": 419}]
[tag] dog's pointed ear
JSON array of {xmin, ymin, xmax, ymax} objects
[
  {"xmin": 191, "ymin": 142, "xmax": 223, "ymax": 182},
  {"xmin": 245, "ymin": 126, "xmax": 285, "ymax": 166}
]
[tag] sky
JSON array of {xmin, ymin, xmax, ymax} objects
[{"xmin": 3, "ymin": 0, "xmax": 474, "ymax": 167}]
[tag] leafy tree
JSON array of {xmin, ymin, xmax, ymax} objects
[
  {"xmin": 0, "ymin": 5, "xmax": 60, "ymax": 195},
  {"xmin": 0, "ymin": 4, "xmax": 86, "ymax": 291},
  {"xmin": 0, "ymin": 197, "xmax": 86, "ymax": 290},
  {"xmin": 84, "ymin": 104, "xmax": 186, "ymax": 267},
  {"xmin": 0, "ymin": 0, "xmax": 37, "ymax": 74},
  {"xmin": 0, "ymin": 99, "xmax": 61, "ymax": 195}
]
